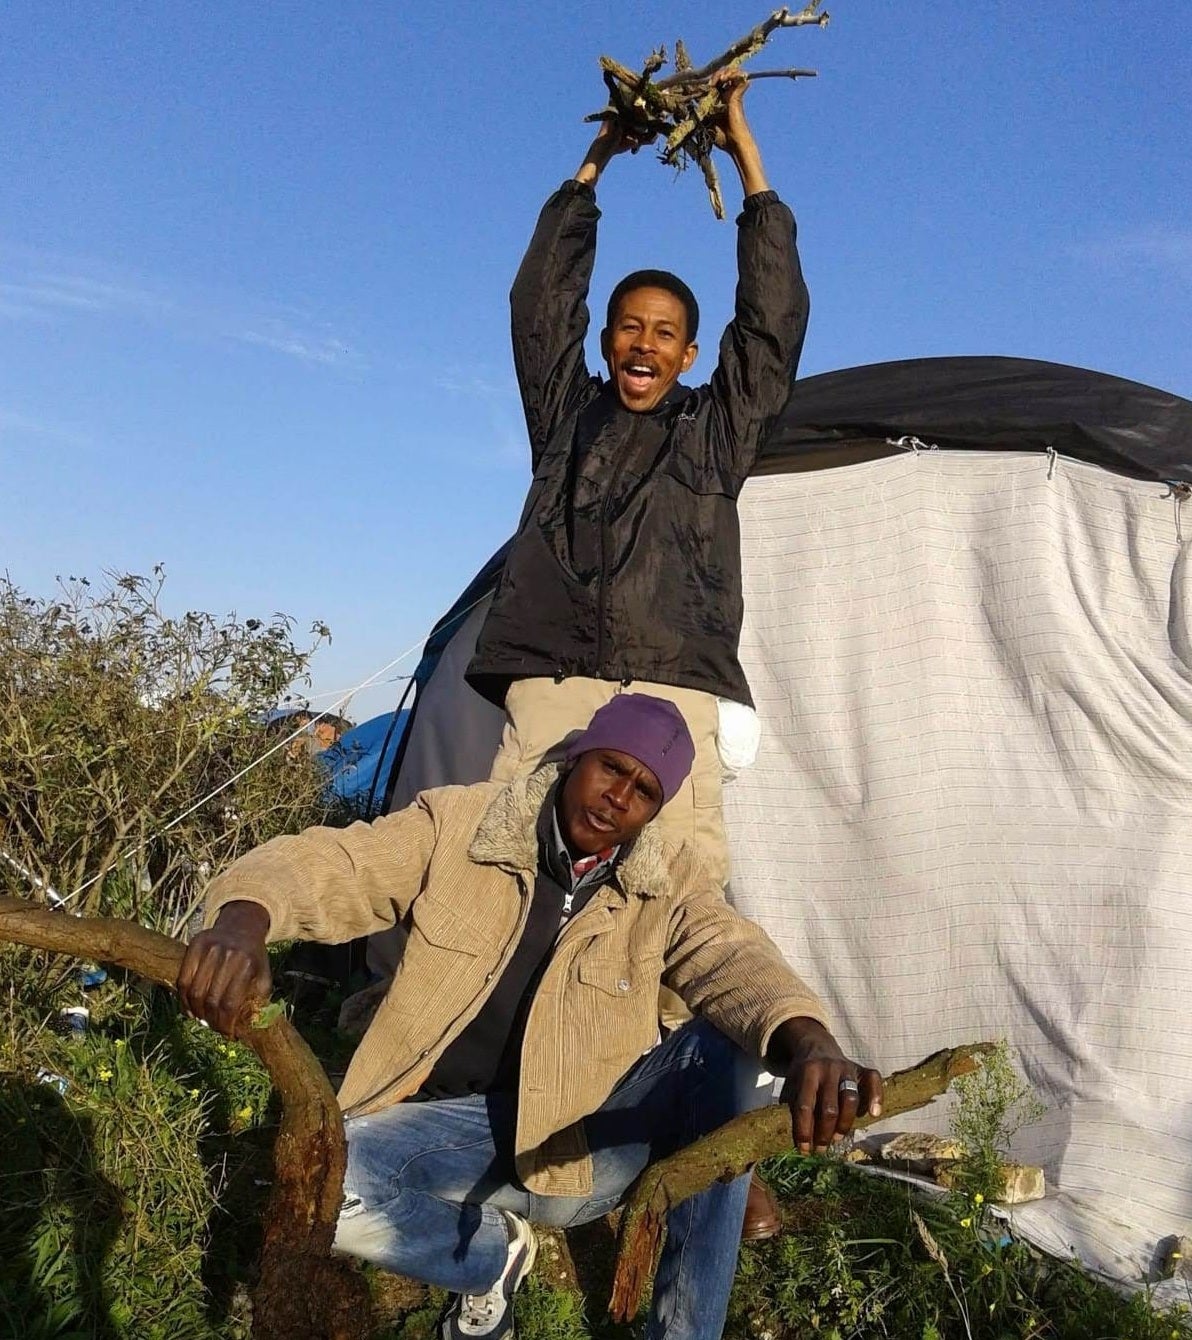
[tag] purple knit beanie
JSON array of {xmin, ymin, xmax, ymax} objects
[{"xmin": 565, "ymin": 694, "xmax": 696, "ymax": 803}]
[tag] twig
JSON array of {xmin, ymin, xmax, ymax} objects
[
  {"xmin": 743, "ymin": 67, "xmax": 819, "ymax": 80},
  {"xmin": 654, "ymin": 3, "xmax": 830, "ymax": 89},
  {"xmin": 661, "ymin": 68, "xmax": 818, "ymax": 91},
  {"xmin": 608, "ymin": 1042, "xmax": 997, "ymax": 1323}
]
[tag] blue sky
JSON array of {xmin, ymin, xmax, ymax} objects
[{"xmin": 3, "ymin": 2, "xmax": 1189, "ymax": 724}]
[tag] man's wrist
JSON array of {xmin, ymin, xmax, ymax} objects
[
  {"xmin": 574, "ymin": 135, "xmax": 617, "ymax": 186},
  {"xmin": 766, "ymin": 1015, "xmax": 834, "ymax": 1071},
  {"xmin": 213, "ymin": 899, "xmax": 271, "ymax": 940}
]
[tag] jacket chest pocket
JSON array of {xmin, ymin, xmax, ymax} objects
[
  {"xmin": 576, "ymin": 957, "xmax": 643, "ymax": 998},
  {"xmin": 662, "ymin": 418, "xmax": 740, "ymax": 499},
  {"xmin": 409, "ymin": 896, "xmax": 488, "ymax": 958},
  {"xmin": 574, "ymin": 956, "xmax": 660, "ymax": 1063}
]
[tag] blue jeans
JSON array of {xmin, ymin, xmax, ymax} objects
[{"xmin": 332, "ymin": 1019, "xmax": 762, "ymax": 1340}]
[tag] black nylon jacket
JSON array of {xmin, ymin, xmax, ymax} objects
[{"xmin": 466, "ymin": 178, "xmax": 809, "ymax": 708}]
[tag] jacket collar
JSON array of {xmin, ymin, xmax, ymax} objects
[
  {"xmin": 595, "ymin": 379, "xmax": 692, "ymax": 420},
  {"xmin": 468, "ymin": 763, "xmax": 671, "ymax": 899}
]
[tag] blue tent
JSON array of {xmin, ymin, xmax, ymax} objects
[{"xmin": 320, "ymin": 710, "xmax": 409, "ymax": 816}]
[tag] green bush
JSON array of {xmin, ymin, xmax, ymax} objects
[
  {"xmin": 0, "ymin": 569, "xmax": 338, "ymax": 1337},
  {"xmin": 0, "ymin": 567, "xmax": 334, "ymax": 930}
]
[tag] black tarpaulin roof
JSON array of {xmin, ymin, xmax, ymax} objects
[{"xmin": 759, "ymin": 356, "xmax": 1192, "ymax": 484}]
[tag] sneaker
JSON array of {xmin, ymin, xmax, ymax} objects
[{"xmin": 441, "ymin": 1210, "xmax": 538, "ymax": 1339}]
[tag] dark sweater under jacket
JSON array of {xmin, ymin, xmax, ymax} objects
[
  {"xmin": 466, "ymin": 178, "xmax": 809, "ymax": 710},
  {"xmin": 415, "ymin": 788, "xmax": 613, "ymax": 1101}
]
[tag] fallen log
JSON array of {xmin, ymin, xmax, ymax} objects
[
  {"xmin": 0, "ymin": 897, "xmax": 371, "ymax": 1340},
  {"xmin": 608, "ymin": 1041, "xmax": 997, "ymax": 1322}
]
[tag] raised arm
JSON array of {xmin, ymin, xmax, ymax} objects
[
  {"xmin": 511, "ymin": 122, "xmax": 642, "ymax": 467},
  {"xmin": 711, "ymin": 69, "xmax": 773, "ymax": 198},
  {"xmin": 686, "ymin": 74, "xmax": 810, "ymax": 493}
]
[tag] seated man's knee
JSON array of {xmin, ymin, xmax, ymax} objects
[{"xmin": 333, "ymin": 1194, "xmax": 407, "ymax": 1266}]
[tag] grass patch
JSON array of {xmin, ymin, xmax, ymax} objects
[
  {"xmin": 4, "ymin": 953, "xmax": 1190, "ymax": 1339},
  {"xmin": 728, "ymin": 1152, "xmax": 1192, "ymax": 1340}
]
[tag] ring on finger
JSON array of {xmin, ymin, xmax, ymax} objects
[{"xmin": 838, "ymin": 1077, "xmax": 860, "ymax": 1097}]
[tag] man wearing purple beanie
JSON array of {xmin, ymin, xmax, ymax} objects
[{"xmin": 181, "ymin": 694, "xmax": 881, "ymax": 1340}]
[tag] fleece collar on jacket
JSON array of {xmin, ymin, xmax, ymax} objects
[{"xmin": 467, "ymin": 763, "xmax": 670, "ymax": 899}]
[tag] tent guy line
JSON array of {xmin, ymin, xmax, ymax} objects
[{"xmin": 289, "ymin": 673, "xmax": 414, "ymax": 708}]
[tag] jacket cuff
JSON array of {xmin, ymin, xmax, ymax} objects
[
  {"xmin": 202, "ymin": 881, "xmax": 277, "ymax": 938},
  {"xmin": 560, "ymin": 178, "xmax": 597, "ymax": 201},
  {"xmin": 738, "ymin": 189, "xmax": 781, "ymax": 218}
]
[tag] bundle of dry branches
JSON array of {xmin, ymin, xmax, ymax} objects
[{"xmin": 587, "ymin": 2, "xmax": 830, "ymax": 217}]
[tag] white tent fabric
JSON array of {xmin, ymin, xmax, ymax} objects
[
  {"xmin": 725, "ymin": 448, "xmax": 1192, "ymax": 1294},
  {"xmin": 377, "ymin": 444, "xmax": 1191, "ymax": 1292}
]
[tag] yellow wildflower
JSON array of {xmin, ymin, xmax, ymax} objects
[
  {"xmin": 973, "ymin": 1192, "xmax": 984, "ymax": 1205},
  {"xmin": 97, "ymin": 1066, "xmax": 113, "ymax": 1082},
  {"xmin": 960, "ymin": 1217, "xmax": 972, "ymax": 1228},
  {"xmin": 236, "ymin": 1105, "xmax": 253, "ymax": 1121}
]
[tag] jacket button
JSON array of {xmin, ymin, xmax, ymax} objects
[
  {"xmin": 485, "ymin": 972, "xmax": 495, "ymax": 983},
  {"xmin": 419, "ymin": 1049, "xmax": 430, "ymax": 1059},
  {"xmin": 617, "ymin": 979, "xmax": 630, "ymax": 992}
]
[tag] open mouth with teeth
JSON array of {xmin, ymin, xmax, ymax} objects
[{"xmin": 621, "ymin": 361, "xmax": 659, "ymax": 396}]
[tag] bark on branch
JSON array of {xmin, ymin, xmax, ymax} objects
[
  {"xmin": 608, "ymin": 1042, "xmax": 998, "ymax": 1323},
  {"xmin": 654, "ymin": 4, "xmax": 830, "ymax": 90},
  {"xmin": 0, "ymin": 897, "xmax": 371, "ymax": 1340}
]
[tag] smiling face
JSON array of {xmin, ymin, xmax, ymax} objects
[
  {"xmin": 558, "ymin": 748, "xmax": 664, "ymax": 856},
  {"xmin": 600, "ymin": 287, "xmax": 699, "ymax": 413}
]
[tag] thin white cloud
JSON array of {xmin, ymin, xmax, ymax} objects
[
  {"xmin": 0, "ymin": 273, "xmax": 165, "ymax": 314},
  {"xmin": 431, "ymin": 368, "xmax": 526, "ymax": 468},
  {"xmin": 0, "ymin": 245, "xmax": 357, "ymax": 369},
  {"xmin": 432, "ymin": 372, "xmax": 518, "ymax": 398},
  {"xmin": 0, "ymin": 408, "xmax": 92, "ymax": 450},
  {"xmin": 1070, "ymin": 225, "xmax": 1192, "ymax": 278},
  {"xmin": 233, "ymin": 318, "xmax": 354, "ymax": 367}
]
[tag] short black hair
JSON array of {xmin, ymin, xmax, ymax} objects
[{"xmin": 605, "ymin": 269, "xmax": 699, "ymax": 343}]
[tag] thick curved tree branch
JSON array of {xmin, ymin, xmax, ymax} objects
[
  {"xmin": 609, "ymin": 1042, "xmax": 997, "ymax": 1323},
  {"xmin": 0, "ymin": 897, "xmax": 372, "ymax": 1340}
]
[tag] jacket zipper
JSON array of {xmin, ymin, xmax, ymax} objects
[
  {"xmin": 343, "ymin": 870, "xmax": 534, "ymax": 1116},
  {"xmin": 595, "ymin": 418, "xmax": 637, "ymax": 677}
]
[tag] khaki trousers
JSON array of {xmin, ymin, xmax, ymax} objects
[
  {"xmin": 490, "ymin": 676, "xmax": 732, "ymax": 1032},
  {"xmin": 489, "ymin": 676, "xmax": 731, "ymax": 886}
]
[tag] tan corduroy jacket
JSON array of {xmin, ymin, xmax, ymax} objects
[{"xmin": 203, "ymin": 765, "xmax": 827, "ymax": 1197}]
